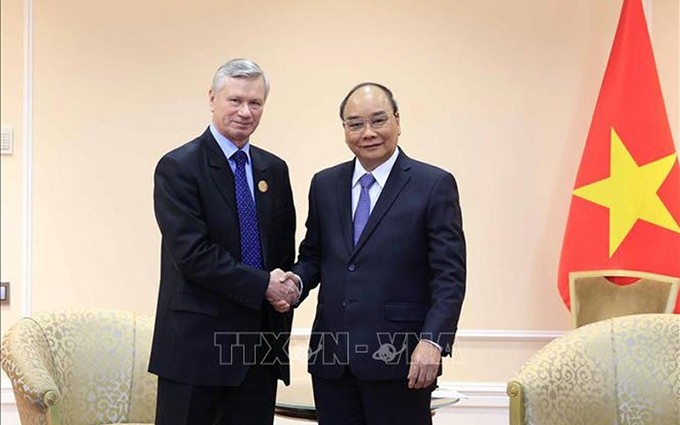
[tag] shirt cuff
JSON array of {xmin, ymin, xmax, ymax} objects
[
  {"xmin": 292, "ymin": 273, "xmax": 303, "ymax": 305},
  {"xmin": 421, "ymin": 338, "xmax": 443, "ymax": 352},
  {"xmin": 292, "ymin": 273, "xmax": 303, "ymax": 292}
]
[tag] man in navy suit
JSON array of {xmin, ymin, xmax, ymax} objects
[
  {"xmin": 289, "ymin": 83, "xmax": 466, "ymax": 425},
  {"xmin": 149, "ymin": 59, "xmax": 298, "ymax": 424}
]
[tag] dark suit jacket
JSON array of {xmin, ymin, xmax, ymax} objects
[
  {"xmin": 293, "ymin": 150, "xmax": 465, "ymax": 381},
  {"xmin": 149, "ymin": 128, "xmax": 296, "ymax": 386}
]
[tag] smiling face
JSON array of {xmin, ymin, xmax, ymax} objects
[
  {"xmin": 342, "ymin": 85, "xmax": 400, "ymax": 171},
  {"xmin": 209, "ymin": 76, "xmax": 266, "ymax": 148}
]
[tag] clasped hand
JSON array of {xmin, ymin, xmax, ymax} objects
[{"xmin": 266, "ymin": 269, "xmax": 300, "ymax": 313}]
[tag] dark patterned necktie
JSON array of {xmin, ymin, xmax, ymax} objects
[
  {"xmin": 232, "ymin": 150, "xmax": 263, "ymax": 269},
  {"xmin": 353, "ymin": 173, "xmax": 376, "ymax": 246}
]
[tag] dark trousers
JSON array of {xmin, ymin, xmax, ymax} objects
[
  {"xmin": 155, "ymin": 365, "xmax": 277, "ymax": 425},
  {"xmin": 312, "ymin": 368, "xmax": 434, "ymax": 425}
]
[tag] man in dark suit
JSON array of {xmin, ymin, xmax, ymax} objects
[
  {"xmin": 288, "ymin": 83, "xmax": 466, "ymax": 425},
  {"xmin": 149, "ymin": 58, "xmax": 298, "ymax": 425}
]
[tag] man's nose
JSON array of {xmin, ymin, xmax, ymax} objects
[
  {"xmin": 238, "ymin": 103, "xmax": 253, "ymax": 117},
  {"xmin": 362, "ymin": 124, "xmax": 378, "ymax": 137}
]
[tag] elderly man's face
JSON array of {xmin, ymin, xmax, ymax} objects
[
  {"xmin": 209, "ymin": 76, "xmax": 266, "ymax": 148},
  {"xmin": 342, "ymin": 86, "xmax": 400, "ymax": 171}
]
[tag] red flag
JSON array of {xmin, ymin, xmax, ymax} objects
[{"xmin": 558, "ymin": 0, "xmax": 680, "ymax": 312}]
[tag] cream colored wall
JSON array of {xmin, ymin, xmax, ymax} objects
[
  {"xmin": 1, "ymin": 0, "xmax": 24, "ymax": 339},
  {"xmin": 1, "ymin": 0, "xmax": 678, "ymax": 386}
]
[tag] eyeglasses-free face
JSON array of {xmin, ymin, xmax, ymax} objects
[
  {"xmin": 209, "ymin": 76, "xmax": 266, "ymax": 148},
  {"xmin": 342, "ymin": 86, "xmax": 400, "ymax": 172}
]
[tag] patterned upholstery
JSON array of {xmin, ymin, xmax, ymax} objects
[
  {"xmin": 1, "ymin": 309, "xmax": 157, "ymax": 425},
  {"xmin": 507, "ymin": 314, "xmax": 680, "ymax": 425}
]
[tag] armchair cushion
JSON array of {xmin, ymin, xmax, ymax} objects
[
  {"xmin": 1, "ymin": 308, "xmax": 157, "ymax": 425},
  {"xmin": 507, "ymin": 314, "xmax": 680, "ymax": 425}
]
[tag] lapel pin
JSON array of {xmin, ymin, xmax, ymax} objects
[{"xmin": 258, "ymin": 180, "xmax": 269, "ymax": 193}]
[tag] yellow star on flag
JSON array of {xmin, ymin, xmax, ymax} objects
[{"xmin": 573, "ymin": 127, "xmax": 680, "ymax": 257}]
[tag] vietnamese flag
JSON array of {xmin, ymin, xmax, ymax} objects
[{"xmin": 558, "ymin": 0, "xmax": 680, "ymax": 312}]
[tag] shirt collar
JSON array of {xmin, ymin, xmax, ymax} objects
[
  {"xmin": 352, "ymin": 148, "xmax": 400, "ymax": 189},
  {"xmin": 210, "ymin": 123, "xmax": 252, "ymax": 162}
]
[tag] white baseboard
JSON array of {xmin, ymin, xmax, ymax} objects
[
  {"xmin": 1, "ymin": 378, "xmax": 507, "ymax": 409},
  {"xmin": 1, "ymin": 377, "xmax": 14, "ymax": 405},
  {"xmin": 1, "ymin": 377, "xmax": 19, "ymax": 425},
  {"xmin": 3, "ymin": 379, "xmax": 509, "ymax": 425},
  {"xmin": 441, "ymin": 382, "xmax": 508, "ymax": 408}
]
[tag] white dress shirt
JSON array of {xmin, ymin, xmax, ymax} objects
[{"xmin": 351, "ymin": 148, "xmax": 400, "ymax": 217}]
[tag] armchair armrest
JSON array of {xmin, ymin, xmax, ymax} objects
[
  {"xmin": 506, "ymin": 381, "xmax": 524, "ymax": 425},
  {"xmin": 1, "ymin": 318, "xmax": 63, "ymax": 424}
]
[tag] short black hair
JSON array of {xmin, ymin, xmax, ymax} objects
[{"xmin": 339, "ymin": 82, "xmax": 399, "ymax": 119}]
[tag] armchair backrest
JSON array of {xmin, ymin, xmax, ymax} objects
[
  {"xmin": 569, "ymin": 269, "xmax": 679, "ymax": 327},
  {"xmin": 2, "ymin": 308, "xmax": 157, "ymax": 425},
  {"xmin": 507, "ymin": 314, "xmax": 680, "ymax": 425}
]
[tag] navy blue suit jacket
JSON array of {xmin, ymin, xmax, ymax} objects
[
  {"xmin": 293, "ymin": 150, "xmax": 466, "ymax": 380},
  {"xmin": 149, "ymin": 128, "xmax": 296, "ymax": 386}
]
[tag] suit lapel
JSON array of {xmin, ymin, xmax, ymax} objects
[
  {"xmin": 352, "ymin": 152, "xmax": 411, "ymax": 255},
  {"xmin": 336, "ymin": 161, "xmax": 355, "ymax": 256},
  {"xmin": 203, "ymin": 129, "xmax": 237, "ymax": 215},
  {"xmin": 251, "ymin": 146, "xmax": 273, "ymax": 266}
]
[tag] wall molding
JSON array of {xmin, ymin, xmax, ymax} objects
[
  {"xmin": 21, "ymin": 0, "xmax": 34, "ymax": 318},
  {"xmin": 455, "ymin": 329, "xmax": 564, "ymax": 342},
  {"xmin": 291, "ymin": 328, "xmax": 564, "ymax": 342}
]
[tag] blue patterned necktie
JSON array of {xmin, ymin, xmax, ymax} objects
[
  {"xmin": 353, "ymin": 173, "xmax": 376, "ymax": 246},
  {"xmin": 232, "ymin": 150, "xmax": 263, "ymax": 269}
]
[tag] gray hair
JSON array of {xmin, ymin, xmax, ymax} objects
[{"xmin": 211, "ymin": 58, "xmax": 270, "ymax": 98}]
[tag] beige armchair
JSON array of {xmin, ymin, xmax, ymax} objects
[
  {"xmin": 507, "ymin": 314, "xmax": 680, "ymax": 425},
  {"xmin": 1, "ymin": 308, "xmax": 157, "ymax": 425},
  {"xmin": 569, "ymin": 269, "xmax": 679, "ymax": 327}
]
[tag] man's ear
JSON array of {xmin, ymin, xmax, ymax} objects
[{"xmin": 208, "ymin": 89, "xmax": 215, "ymax": 112}]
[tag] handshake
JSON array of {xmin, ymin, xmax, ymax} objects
[{"xmin": 266, "ymin": 269, "xmax": 300, "ymax": 313}]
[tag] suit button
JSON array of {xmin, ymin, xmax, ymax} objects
[
  {"xmin": 342, "ymin": 301, "xmax": 347, "ymax": 307},
  {"xmin": 348, "ymin": 264, "xmax": 356, "ymax": 272}
]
